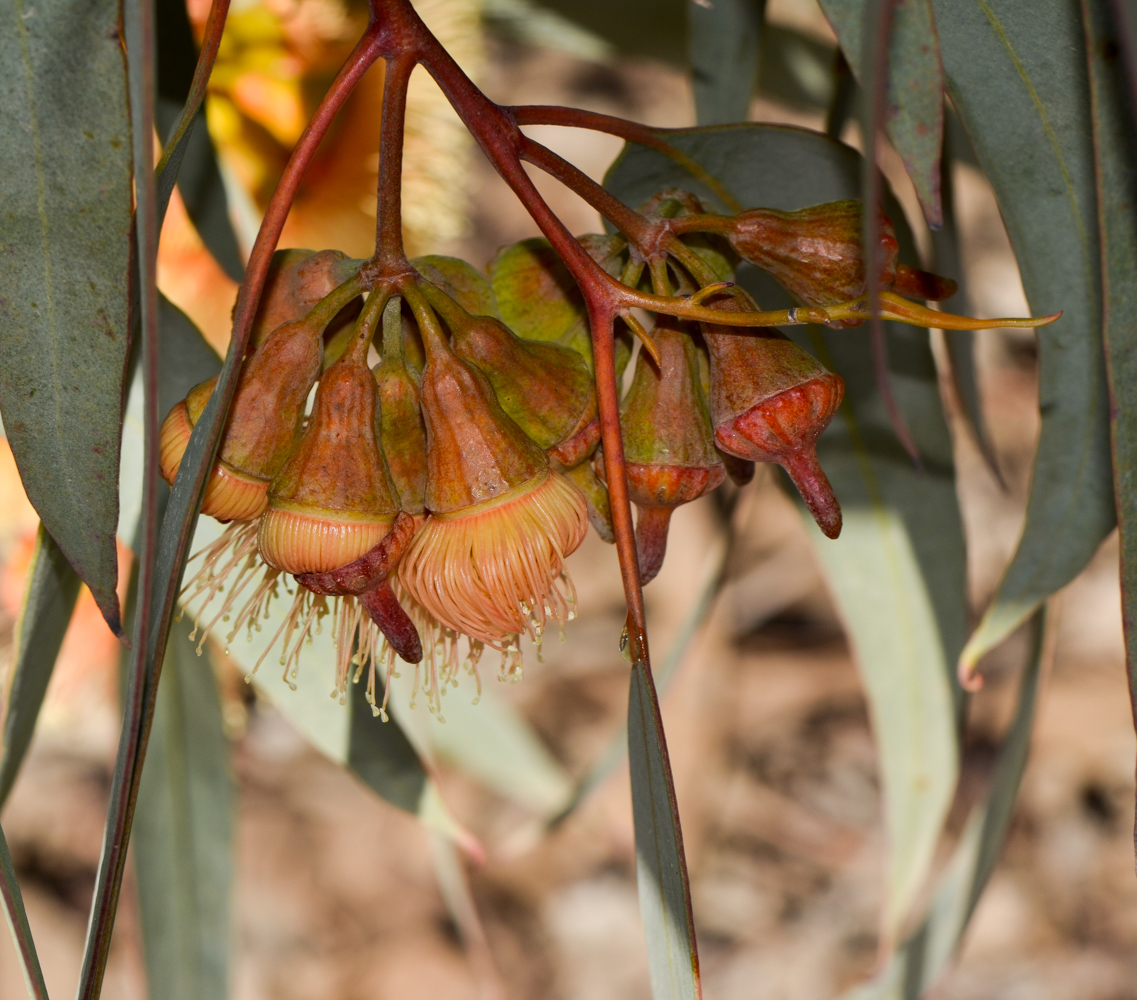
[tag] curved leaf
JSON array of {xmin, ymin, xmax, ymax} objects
[
  {"xmin": 134, "ymin": 614, "xmax": 233, "ymax": 1000},
  {"xmin": 933, "ymin": 0, "xmax": 1116, "ymax": 673},
  {"xmin": 819, "ymin": 0, "xmax": 945, "ymax": 226},
  {"xmin": 689, "ymin": 0, "xmax": 765, "ymax": 126},
  {"xmin": 0, "ymin": 0, "xmax": 133, "ymax": 635},
  {"xmin": 181, "ymin": 516, "xmax": 472, "ymax": 846},
  {"xmin": 629, "ymin": 661, "xmax": 701, "ymax": 1000},
  {"xmin": 0, "ymin": 821, "xmax": 47, "ymax": 1000},
  {"xmin": 1085, "ymin": 0, "xmax": 1137, "ymax": 825},
  {"xmin": 0, "ymin": 525, "xmax": 81, "ymax": 810},
  {"xmin": 606, "ymin": 124, "xmax": 965, "ymax": 941},
  {"xmin": 839, "ymin": 611, "xmax": 1046, "ymax": 1000}
]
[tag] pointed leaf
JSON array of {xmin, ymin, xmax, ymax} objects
[
  {"xmin": 0, "ymin": 525, "xmax": 81, "ymax": 809},
  {"xmin": 689, "ymin": 0, "xmax": 765, "ymax": 126},
  {"xmin": 606, "ymin": 124, "xmax": 966, "ymax": 941},
  {"xmin": 839, "ymin": 612, "xmax": 1046, "ymax": 1000},
  {"xmin": 181, "ymin": 516, "xmax": 470, "ymax": 843},
  {"xmin": 0, "ymin": 0, "xmax": 132, "ymax": 634},
  {"xmin": 388, "ymin": 674, "xmax": 573, "ymax": 817},
  {"xmin": 133, "ymin": 614, "xmax": 233, "ymax": 1000},
  {"xmin": 932, "ymin": 1, "xmax": 1115, "ymax": 673},
  {"xmin": 1085, "ymin": 0, "xmax": 1137, "ymax": 821},
  {"xmin": 0, "ymin": 821, "xmax": 47, "ymax": 1000},
  {"xmin": 628, "ymin": 661, "xmax": 701, "ymax": 1000},
  {"xmin": 818, "ymin": 0, "xmax": 945, "ymax": 225}
]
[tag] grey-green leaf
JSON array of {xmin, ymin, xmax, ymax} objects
[
  {"xmin": 934, "ymin": 0, "xmax": 1115, "ymax": 675},
  {"xmin": 0, "ymin": 525, "xmax": 80, "ymax": 810},
  {"xmin": 0, "ymin": 820, "xmax": 47, "ymax": 1000},
  {"xmin": 0, "ymin": 0, "xmax": 133, "ymax": 636},
  {"xmin": 134, "ymin": 615, "xmax": 233, "ymax": 1000},
  {"xmin": 839, "ymin": 611, "xmax": 1045, "ymax": 1000},
  {"xmin": 1084, "ymin": 0, "xmax": 1137, "ymax": 788},
  {"xmin": 689, "ymin": 0, "xmax": 765, "ymax": 126},
  {"xmin": 628, "ymin": 661, "xmax": 701, "ymax": 1000},
  {"xmin": 606, "ymin": 124, "xmax": 966, "ymax": 942},
  {"xmin": 818, "ymin": 0, "xmax": 944, "ymax": 226}
]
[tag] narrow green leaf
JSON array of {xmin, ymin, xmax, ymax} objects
[
  {"xmin": 628, "ymin": 661, "xmax": 701, "ymax": 1000},
  {"xmin": 0, "ymin": 821, "xmax": 48, "ymax": 1000},
  {"xmin": 526, "ymin": 0, "xmax": 687, "ymax": 63},
  {"xmin": 1085, "ymin": 0, "xmax": 1137, "ymax": 841},
  {"xmin": 155, "ymin": 0, "xmax": 241, "ymax": 279},
  {"xmin": 0, "ymin": 525, "xmax": 81, "ymax": 810},
  {"xmin": 606, "ymin": 124, "xmax": 966, "ymax": 942},
  {"xmin": 388, "ymin": 674, "xmax": 573, "ymax": 817},
  {"xmin": 933, "ymin": 0, "xmax": 1115, "ymax": 674},
  {"xmin": 0, "ymin": 0, "xmax": 132, "ymax": 635},
  {"xmin": 133, "ymin": 614, "xmax": 233, "ymax": 1000},
  {"xmin": 553, "ymin": 530, "xmax": 730, "ymax": 825},
  {"xmin": 819, "ymin": 0, "xmax": 945, "ymax": 226},
  {"xmin": 181, "ymin": 516, "xmax": 471, "ymax": 844},
  {"xmin": 689, "ymin": 0, "xmax": 765, "ymax": 126},
  {"xmin": 839, "ymin": 611, "xmax": 1046, "ymax": 1000}
]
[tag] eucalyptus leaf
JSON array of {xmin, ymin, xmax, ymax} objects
[
  {"xmin": 527, "ymin": 0, "xmax": 686, "ymax": 63},
  {"xmin": 134, "ymin": 614, "xmax": 233, "ymax": 1000},
  {"xmin": 689, "ymin": 0, "xmax": 765, "ymax": 126},
  {"xmin": 628, "ymin": 661, "xmax": 700, "ymax": 1000},
  {"xmin": 839, "ymin": 611, "xmax": 1046, "ymax": 1000},
  {"xmin": 819, "ymin": 0, "xmax": 944, "ymax": 226},
  {"xmin": 180, "ymin": 515, "xmax": 470, "ymax": 842},
  {"xmin": 932, "ymin": 0, "xmax": 1115, "ymax": 674},
  {"xmin": 0, "ymin": 0, "xmax": 133, "ymax": 636},
  {"xmin": 0, "ymin": 525, "xmax": 81, "ymax": 810},
  {"xmin": 388, "ymin": 670, "xmax": 573, "ymax": 817},
  {"xmin": 606, "ymin": 124, "xmax": 966, "ymax": 942},
  {"xmin": 0, "ymin": 821, "xmax": 47, "ymax": 1000},
  {"xmin": 413, "ymin": 255, "xmax": 501, "ymax": 319},
  {"xmin": 1084, "ymin": 0, "xmax": 1137, "ymax": 819}
]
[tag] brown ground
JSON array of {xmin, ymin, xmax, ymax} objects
[{"xmin": 2, "ymin": 4, "xmax": 1136, "ymax": 998}]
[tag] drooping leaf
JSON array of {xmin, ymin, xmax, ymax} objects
[
  {"xmin": 133, "ymin": 614, "xmax": 233, "ymax": 1000},
  {"xmin": 388, "ymin": 672, "xmax": 573, "ymax": 818},
  {"xmin": 606, "ymin": 124, "xmax": 966, "ymax": 942},
  {"xmin": 1084, "ymin": 0, "xmax": 1137, "ymax": 834},
  {"xmin": 0, "ymin": 525, "xmax": 81, "ymax": 810},
  {"xmin": 155, "ymin": 0, "xmax": 241, "ymax": 279},
  {"xmin": 526, "ymin": 0, "xmax": 686, "ymax": 63},
  {"xmin": 0, "ymin": 821, "xmax": 47, "ymax": 1000},
  {"xmin": 933, "ymin": 0, "xmax": 1115, "ymax": 674},
  {"xmin": 819, "ymin": 0, "xmax": 945, "ymax": 226},
  {"xmin": 0, "ymin": 0, "xmax": 133, "ymax": 635},
  {"xmin": 554, "ymin": 529, "xmax": 730, "ymax": 825},
  {"xmin": 628, "ymin": 660, "xmax": 701, "ymax": 1000},
  {"xmin": 839, "ymin": 611, "xmax": 1046, "ymax": 1000},
  {"xmin": 118, "ymin": 295, "xmax": 222, "ymax": 551},
  {"xmin": 181, "ymin": 515, "xmax": 472, "ymax": 845},
  {"xmin": 688, "ymin": 0, "xmax": 765, "ymax": 126}
]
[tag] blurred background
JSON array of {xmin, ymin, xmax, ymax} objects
[{"xmin": 1, "ymin": 0, "xmax": 1136, "ymax": 997}]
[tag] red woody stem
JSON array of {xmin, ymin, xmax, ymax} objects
[{"xmin": 370, "ymin": 53, "xmax": 416, "ymax": 275}]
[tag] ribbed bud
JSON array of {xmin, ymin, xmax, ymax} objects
[
  {"xmin": 702, "ymin": 302, "xmax": 844, "ymax": 539},
  {"xmin": 725, "ymin": 200, "xmax": 956, "ymax": 326},
  {"xmin": 252, "ymin": 248, "xmax": 361, "ymax": 346},
  {"xmin": 618, "ymin": 319, "xmax": 725, "ymax": 583},
  {"xmin": 259, "ymin": 336, "xmax": 398, "ymax": 574}
]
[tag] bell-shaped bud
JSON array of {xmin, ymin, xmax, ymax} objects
[
  {"xmin": 258, "ymin": 332, "xmax": 399, "ymax": 575},
  {"xmin": 618, "ymin": 319, "xmax": 726, "ymax": 583},
  {"xmin": 725, "ymin": 200, "xmax": 956, "ymax": 326},
  {"xmin": 702, "ymin": 302, "xmax": 844, "ymax": 539},
  {"xmin": 397, "ymin": 293, "xmax": 588, "ymax": 651},
  {"xmin": 251, "ymin": 248, "xmax": 362, "ymax": 346},
  {"xmin": 422, "ymin": 282, "xmax": 600, "ymax": 468},
  {"xmin": 159, "ymin": 317, "xmax": 323, "ymax": 521},
  {"xmin": 374, "ymin": 299, "xmax": 428, "ymax": 514}
]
